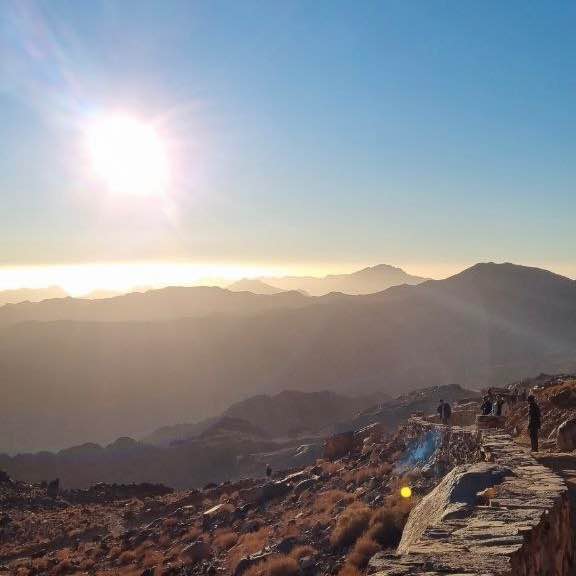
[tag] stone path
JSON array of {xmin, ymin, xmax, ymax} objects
[{"xmin": 533, "ymin": 452, "xmax": 576, "ymax": 545}]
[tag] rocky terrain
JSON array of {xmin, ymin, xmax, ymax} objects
[
  {"xmin": 0, "ymin": 420, "xmax": 428, "ymax": 576},
  {"xmin": 3, "ymin": 375, "xmax": 576, "ymax": 576}
]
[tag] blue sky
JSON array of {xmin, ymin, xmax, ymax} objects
[{"xmin": 1, "ymin": 0, "xmax": 575, "ymax": 289}]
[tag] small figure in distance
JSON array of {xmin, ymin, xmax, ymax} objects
[
  {"xmin": 493, "ymin": 394, "xmax": 505, "ymax": 417},
  {"xmin": 481, "ymin": 395, "xmax": 492, "ymax": 416},
  {"xmin": 437, "ymin": 399, "xmax": 452, "ymax": 425},
  {"xmin": 527, "ymin": 395, "xmax": 542, "ymax": 452},
  {"xmin": 266, "ymin": 463, "xmax": 272, "ymax": 480}
]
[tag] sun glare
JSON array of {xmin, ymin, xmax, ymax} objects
[{"xmin": 85, "ymin": 115, "xmax": 170, "ymax": 197}]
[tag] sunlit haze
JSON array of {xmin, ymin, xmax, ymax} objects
[{"xmin": 1, "ymin": 0, "xmax": 575, "ymax": 288}]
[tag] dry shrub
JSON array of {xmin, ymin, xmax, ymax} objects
[
  {"xmin": 184, "ymin": 526, "xmax": 203, "ymax": 542},
  {"xmin": 80, "ymin": 558, "xmax": 95, "ymax": 571},
  {"xmin": 289, "ymin": 545, "xmax": 316, "ymax": 561},
  {"xmin": 163, "ymin": 516, "xmax": 178, "ymax": 529},
  {"xmin": 338, "ymin": 563, "xmax": 362, "ymax": 576},
  {"xmin": 313, "ymin": 490, "xmax": 354, "ymax": 514},
  {"xmin": 228, "ymin": 527, "xmax": 271, "ymax": 572},
  {"xmin": 142, "ymin": 549, "xmax": 164, "ymax": 568},
  {"xmin": 50, "ymin": 560, "xmax": 71, "ymax": 576},
  {"xmin": 347, "ymin": 535, "xmax": 379, "ymax": 568},
  {"xmin": 367, "ymin": 498, "xmax": 411, "ymax": 549},
  {"xmin": 213, "ymin": 529, "xmax": 238, "ymax": 551},
  {"xmin": 243, "ymin": 555, "xmax": 299, "ymax": 576},
  {"xmin": 118, "ymin": 550, "xmax": 137, "ymax": 565},
  {"xmin": 316, "ymin": 460, "xmax": 340, "ymax": 475},
  {"xmin": 330, "ymin": 503, "xmax": 372, "ymax": 548}
]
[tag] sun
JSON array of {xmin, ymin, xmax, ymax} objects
[{"xmin": 85, "ymin": 114, "xmax": 170, "ymax": 197}]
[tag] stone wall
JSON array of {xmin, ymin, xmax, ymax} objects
[{"xmin": 369, "ymin": 419, "xmax": 574, "ymax": 576}]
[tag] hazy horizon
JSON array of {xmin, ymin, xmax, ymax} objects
[
  {"xmin": 2, "ymin": 259, "xmax": 576, "ymax": 297},
  {"xmin": 2, "ymin": 1, "xmax": 575, "ymax": 289}
]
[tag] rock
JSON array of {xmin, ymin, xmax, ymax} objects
[
  {"xmin": 233, "ymin": 551, "xmax": 274, "ymax": 576},
  {"xmin": 181, "ymin": 540, "xmax": 212, "ymax": 563},
  {"xmin": 299, "ymin": 555, "xmax": 317, "ymax": 575},
  {"xmin": 294, "ymin": 477, "xmax": 317, "ymax": 495},
  {"xmin": 261, "ymin": 480, "xmax": 291, "ymax": 502},
  {"xmin": 556, "ymin": 418, "xmax": 576, "ymax": 451},
  {"xmin": 398, "ymin": 462, "xmax": 513, "ymax": 553},
  {"xmin": 550, "ymin": 387, "xmax": 576, "ymax": 408},
  {"xmin": 273, "ymin": 536, "xmax": 299, "ymax": 554}
]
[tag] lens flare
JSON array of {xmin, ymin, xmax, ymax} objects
[{"xmin": 400, "ymin": 486, "xmax": 412, "ymax": 499}]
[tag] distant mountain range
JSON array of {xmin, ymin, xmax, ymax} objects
[
  {"xmin": 0, "ymin": 286, "xmax": 67, "ymax": 307},
  {"xmin": 143, "ymin": 389, "xmax": 385, "ymax": 446},
  {"xmin": 231, "ymin": 264, "xmax": 428, "ymax": 296},
  {"xmin": 0, "ymin": 285, "xmax": 310, "ymax": 324},
  {"xmin": 228, "ymin": 278, "xmax": 287, "ymax": 295},
  {"xmin": 0, "ymin": 262, "xmax": 575, "ymax": 454}
]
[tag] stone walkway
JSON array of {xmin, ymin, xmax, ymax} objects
[{"xmin": 368, "ymin": 425, "xmax": 574, "ymax": 576}]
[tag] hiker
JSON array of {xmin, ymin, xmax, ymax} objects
[
  {"xmin": 437, "ymin": 399, "xmax": 452, "ymax": 425},
  {"xmin": 266, "ymin": 464, "xmax": 272, "ymax": 479},
  {"xmin": 527, "ymin": 395, "xmax": 542, "ymax": 452},
  {"xmin": 493, "ymin": 395, "xmax": 505, "ymax": 416},
  {"xmin": 480, "ymin": 395, "xmax": 492, "ymax": 415}
]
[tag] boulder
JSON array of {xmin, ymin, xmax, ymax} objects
[
  {"xmin": 557, "ymin": 418, "xmax": 576, "ymax": 451},
  {"xmin": 261, "ymin": 480, "xmax": 291, "ymax": 502},
  {"xmin": 398, "ymin": 462, "xmax": 513, "ymax": 554}
]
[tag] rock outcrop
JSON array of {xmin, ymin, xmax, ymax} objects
[
  {"xmin": 556, "ymin": 418, "xmax": 576, "ymax": 451},
  {"xmin": 369, "ymin": 420, "xmax": 574, "ymax": 576}
]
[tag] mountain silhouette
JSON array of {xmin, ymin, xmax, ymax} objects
[
  {"xmin": 257, "ymin": 263, "xmax": 428, "ymax": 295},
  {"xmin": 228, "ymin": 278, "xmax": 287, "ymax": 295},
  {"xmin": 0, "ymin": 285, "xmax": 310, "ymax": 324},
  {"xmin": 0, "ymin": 286, "xmax": 67, "ymax": 306},
  {"xmin": 0, "ymin": 262, "xmax": 575, "ymax": 453}
]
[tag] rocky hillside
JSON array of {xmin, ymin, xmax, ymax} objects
[
  {"xmin": 145, "ymin": 391, "xmax": 386, "ymax": 447},
  {"xmin": 0, "ymin": 420, "xmax": 429, "ymax": 576},
  {"xmin": 0, "ymin": 386, "xmax": 468, "ymax": 490}
]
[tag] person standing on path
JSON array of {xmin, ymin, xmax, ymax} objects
[
  {"xmin": 527, "ymin": 395, "xmax": 542, "ymax": 452},
  {"xmin": 438, "ymin": 399, "xmax": 452, "ymax": 425}
]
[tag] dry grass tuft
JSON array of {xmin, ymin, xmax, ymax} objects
[
  {"xmin": 243, "ymin": 555, "xmax": 299, "ymax": 576},
  {"xmin": 228, "ymin": 527, "xmax": 271, "ymax": 572},
  {"xmin": 213, "ymin": 529, "xmax": 239, "ymax": 551},
  {"xmin": 337, "ymin": 564, "xmax": 363, "ymax": 576},
  {"xmin": 347, "ymin": 535, "xmax": 379, "ymax": 568},
  {"xmin": 289, "ymin": 545, "xmax": 316, "ymax": 561},
  {"xmin": 330, "ymin": 502, "xmax": 372, "ymax": 549}
]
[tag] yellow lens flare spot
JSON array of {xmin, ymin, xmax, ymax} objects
[{"xmin": 400, "ymin": 486, "xmax": 412, "ymax": 499}]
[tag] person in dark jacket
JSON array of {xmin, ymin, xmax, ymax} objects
[
  {"xmin": 527, "ymin": 395, "xmax": 541, "ymax": 452},
  {"xmin": 493, "ymin": 395, "xmax": 505, "ymax": 416},
  {"xmin": 437, "ymin": 399, "xmax": 452, "ymax": 425},
  {"xmin": 480, "ymin": 395, "xmax": 492, "ymax": 416}
]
